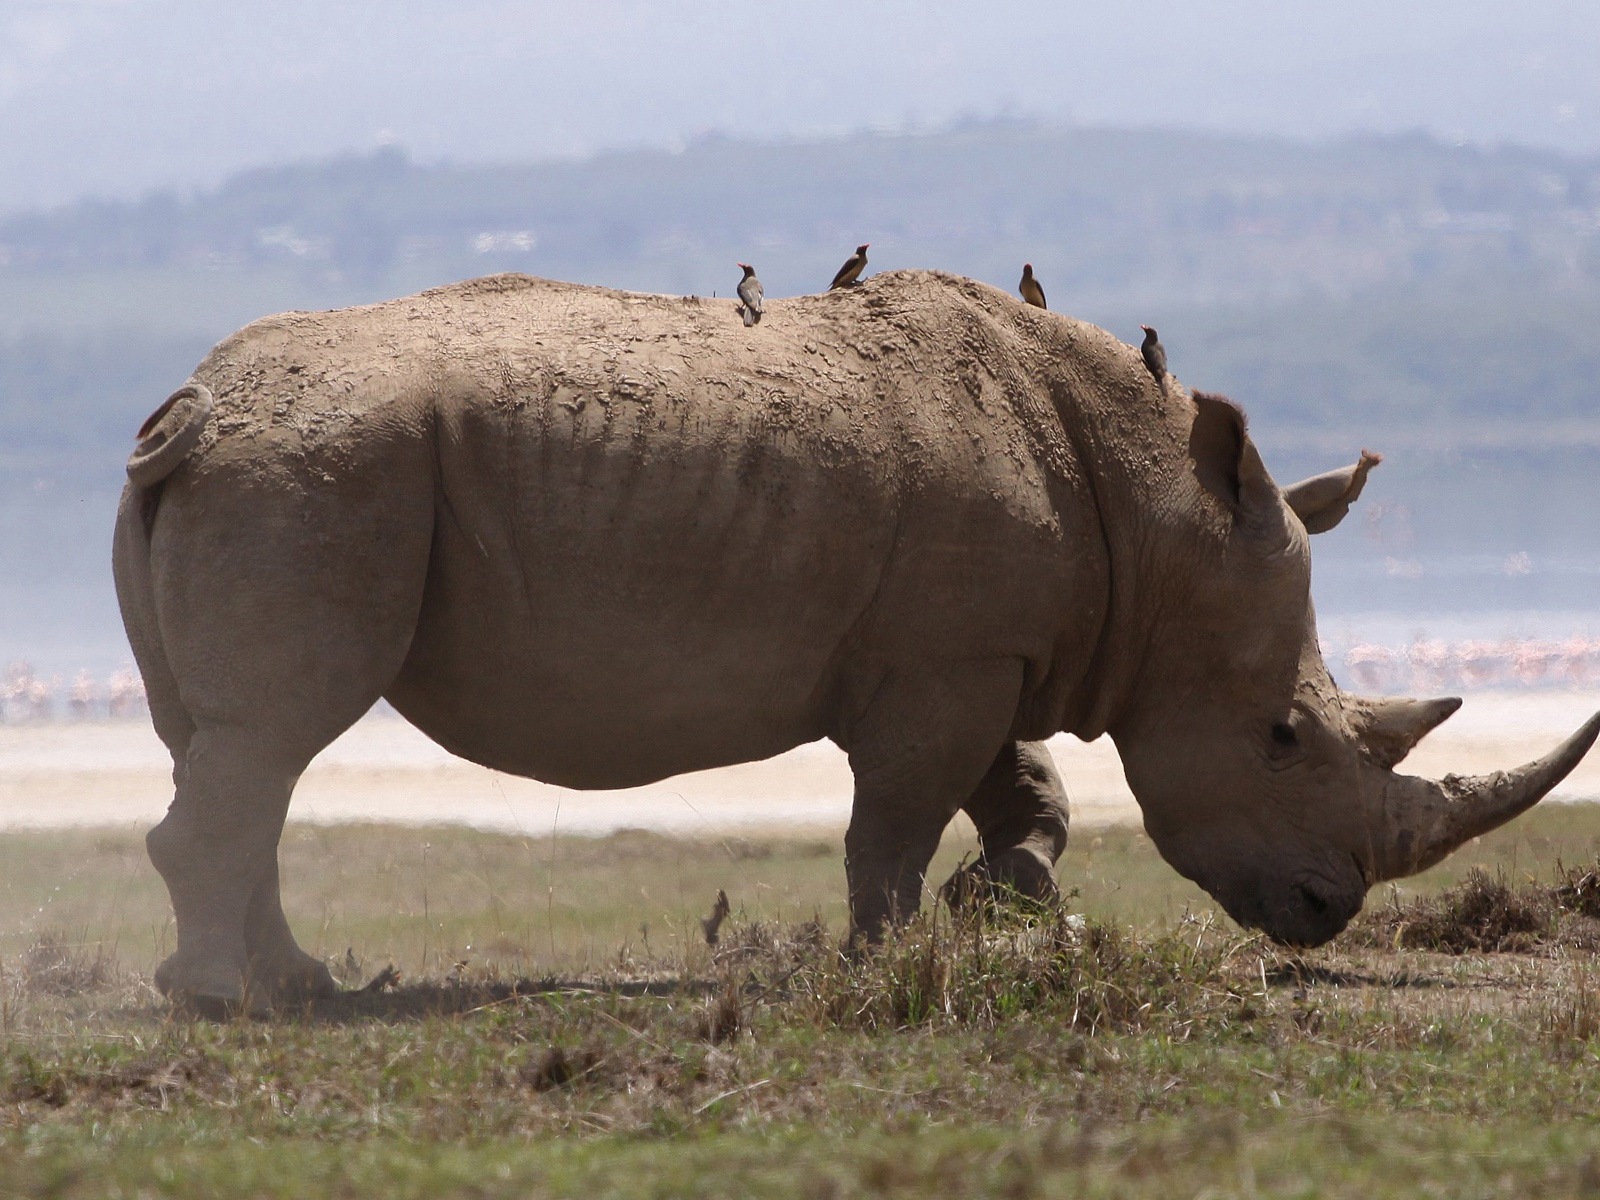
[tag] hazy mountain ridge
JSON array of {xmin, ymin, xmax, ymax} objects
[
  {"xmin": 3, "ymin": 123, "xmax": 1599, "ymax": 669},
  {"xmin": 5, "ymin": 120, "xmax": 1600, "ymax": 442},
  {"xmin": 2, "ymin": 122, "xmax": 1598, "ymax": 460},
  {"xmin": 4, "ymin": 123, "xmax": 1600, "ymax": 313}
]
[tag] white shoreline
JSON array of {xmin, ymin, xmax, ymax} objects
[{"xmin": 3, "ymin": 690, "xmax": 1598, "ymax": 836}]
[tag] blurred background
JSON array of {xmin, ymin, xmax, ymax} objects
[{"xmin": 4, "ymin": 0, "xmax": 1600, "ymax": 705}]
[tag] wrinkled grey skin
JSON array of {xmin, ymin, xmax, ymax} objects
[{"xmin": 113, "ymin": 270, "xmax": 1599, "ymax": 1012}]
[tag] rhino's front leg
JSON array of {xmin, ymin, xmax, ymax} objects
[
  {"xmin": 841, "ymin": 660, "xmax": 1024, "ymax": 940},
  {"xmin": 941, "ymin": 740, "xmax": 1069, "ymax": 907}
]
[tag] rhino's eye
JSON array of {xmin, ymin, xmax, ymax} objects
[{"xmin": 1270, "ymin": 722, "xmax": 1298, "ymax": 748}]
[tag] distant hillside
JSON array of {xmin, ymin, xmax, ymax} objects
[
  {"xmin": 5, "ymin": 122, "xmax": 1600, "ymax": 313},
  {"xmin": 3, "ymin": 123, "xmax": 1599, "ymax": 669},
  {"xmin": 2, "ymin": 121, "xmax": 1598, "ymax": 448}
]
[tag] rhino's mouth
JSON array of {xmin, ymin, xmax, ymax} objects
[
  {"xmin": 1211, "ymin": 870, "xmax": 1365, "ymax": 949},
  {"xmin": 1277, "ymin": 877, "xmax": 1364, "ymax": 947}
]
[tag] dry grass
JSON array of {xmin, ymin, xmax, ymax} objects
[
  {"xmin": 17, "ymin": 932, "xmax": 123, "ymax": 997},
  {"xmin": 1351, "ymin": 858, "xmax": 1600, "ymax": 952},
  {"xmin": 7, "ymin": 901, "xmax": 1600, "ymax": 1197},
  {"xmin": 8, "ymin": 808, "xmax": 1600, "ymax": 1195}
]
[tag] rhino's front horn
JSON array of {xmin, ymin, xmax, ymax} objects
[{"xmin": 1370, "ymin": 711, "xmax": 1600, "ymax": 882}]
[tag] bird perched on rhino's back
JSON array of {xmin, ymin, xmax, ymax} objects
[
  {"xmin": 1018, "ymin": 263, "xmax": 1047, "ymax": 310},
  {"xmin": 1139, "ymin": 325, "xmax": 1167, "ymax": 385},
  {"xmin": 829, "ymin": 243, "xmax": 870, "ymax": 290},
  {"xmin": 736, "ymin": 263, "xmax": 763, "ymax": 326}
]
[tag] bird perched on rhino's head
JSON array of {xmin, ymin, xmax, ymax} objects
[
  {"xmin": 1139, "ymin": 325, "xmax": 1167, "ymax": 385},
  {"xmin": 1019, "ymin": 263, "xmax": 1047, "ymax": 310},
  {"xmin": 829, "ymin": 244, "xmax": 870, "ymax": 290},
  {"xmin": 736, "ymin": 263, "xmax": 763, "ymax": 327}
]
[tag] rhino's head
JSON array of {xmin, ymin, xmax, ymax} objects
[{"xmin": 1112, "ymin": 393, "xmax": 1600, "ymax": 947}]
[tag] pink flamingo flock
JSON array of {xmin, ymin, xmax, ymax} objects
[
  {"xmin": 1, "ymin": 662, "xmax": 147, "ymax": 722},
  {"xmin": 1336, "ymin": 637, "xmax": 1600, "ymax": 694},
  {"xmin": 4, "ymin": 638, "xmax": 1600, "ymax": 721}
]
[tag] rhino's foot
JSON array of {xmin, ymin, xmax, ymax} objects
[
  {"xmin": 248, "ymin": 946, "xmax": 339, "ymax": 1005},
  {"xmin": 154, "ymin": 945, "xmax": 337, "ymax": 1019},
  {"xmin": 154, "ymin": 947, "xmax": 271, "ymax": 1019},
  {"xmin": 941, "ymin": 846, "xmax": 1061, "ymax": 913}
]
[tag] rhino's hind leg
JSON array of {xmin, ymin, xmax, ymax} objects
[
  {"xmin": 841, "ymin": 660, "xmax": 1024, "ymax": 940},
  {"xmin": 941, "ymin": 740, "xmax": 1069, "ymax": 910},
  {"xmin": 133, "ymin": 451, "xmax": 432, "ymax": 1013},
  {"xmin": 147, "ymin": 728, "xmax": 329, "ymax": 1014},
  {"xmin": 244, "ymin": 858, "xmax": 339, "ymax": 1003}
]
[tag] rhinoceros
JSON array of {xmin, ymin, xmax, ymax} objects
[{"xmin": 113, "ymin": 269, "xmax": 1599, "ymax": 1011}]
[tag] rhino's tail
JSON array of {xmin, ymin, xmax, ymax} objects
[
  {"xmin": 116, "ymin": 385, "xmax": 210, "ymax": 758},
  {"xmin": 126, "ymin": 383, "xmax": 213, "ymax": 488}
]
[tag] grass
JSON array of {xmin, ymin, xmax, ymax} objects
[
  {"xmin": 0, "ymin": 816, "xmax": 1218, "ymax": 983},
  {"xmin": 8, "ymin": 806, "xmax": 1600, "ymax": 1196}
]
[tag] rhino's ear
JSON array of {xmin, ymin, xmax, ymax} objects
[
  {"xmin": 1188, "ymin": 392, "xmax": 1283, "ymax": 537},
  {"xmin": 1283, "ymin": 450, "xmax": 1383, "ymax": 534}
]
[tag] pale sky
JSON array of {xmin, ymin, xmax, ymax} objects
[{"xmin": 3, "ymin": 0, "xmax": 1600, "ymax": 213}]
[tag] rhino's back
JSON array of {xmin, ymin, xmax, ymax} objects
[{"xmin": 189, "ymin": 273, "xmax": 1102, "ymax": 786}]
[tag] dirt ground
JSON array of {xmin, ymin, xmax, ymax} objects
[{"xmin": 2, "ymin": 688, "xmax": 1598, "ymax": 835}]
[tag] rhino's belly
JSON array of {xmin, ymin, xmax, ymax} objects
[
  {"xmin": 385, "ymin": 552, "xmax": 872, "ymax": 788},
  {"xmin": 386, "ymin": 664, "xmax": 827, "ymax": 791},
  {"xmin": 384, "ymin": 444, "xmax": 895, "ymax": 787}
]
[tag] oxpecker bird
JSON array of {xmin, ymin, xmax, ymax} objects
[
  {"xmin": 829, "ymin": 243, "xmax": 870, "ymax": 290},
  {"xmin": 1018, "ymin": 263, "xmax": 1047, "ymax": 309},
  {"xmin": 736, "ymin": 263, "xmax": 763, "ymax": 326},
  {"xmin": 1139, "ymin": 325, "xmax": 1168, "ymax": 384}
]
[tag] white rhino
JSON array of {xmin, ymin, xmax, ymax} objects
[{"xmin": 113, "ymin": 270, "xmax": 1599, "ymax": 1011}]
